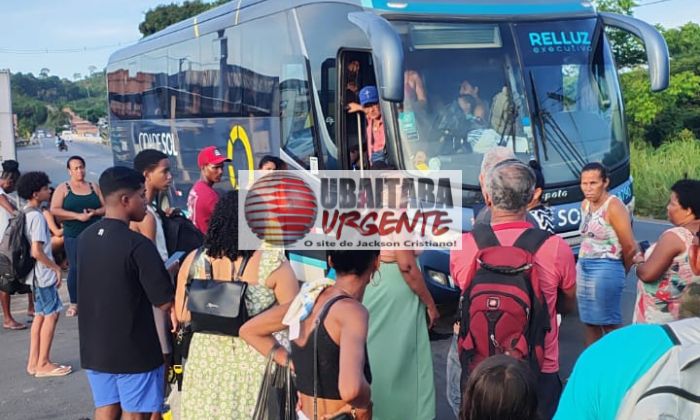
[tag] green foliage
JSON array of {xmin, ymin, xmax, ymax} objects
[
  {"xmin": 613, "ymin": 19, "xmax": 700, "ymax": 147},
  {"xmin": 663, "ymin": 23, "xmax": 700, "ymax": 74},
  {"xmin": 621, "ymin": 70, "xmax": 700, "ymax": 144},
  {"xmin": 12, "ymin": 94, "xmax": 48, "ymax": 138},
  {"xmin": 139, "ymin": 0, "xmax": 229, "ymax": 37},
  {"xmin": 10, "ymin": 71, "xmax": 108, "ymax": 137},
  {"xmin": 595, "ymin": 0, "xmax": 646, "ymax": 68},
  {"xmin": 631, "ymin": 131, "xmax": 700, "ymax": 218}
]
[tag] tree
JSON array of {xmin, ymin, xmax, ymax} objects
[
  {"xmin": 138, "ymin": 0, "xmax": 228, "ymax": 36},
  {"xmin": 88, "ymin": 65, "xmax": 97, "ymax": 76},
  {"xmin": 73, "ymin": 73, "xmax": 82, "ymax": 81},
  {"xmin": 662, "ymin": 22, "xmax": 700, "ymax": 73},
  {"xmin": 39, "ymin": 68, "xmax": 50, "ymax": 78},
  {"xmin": 594, "ymin": 0, "xmax": 646, "ymax": 68}
]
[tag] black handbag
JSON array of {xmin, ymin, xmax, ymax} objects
[
  {"xmin": 186, "ymin": 247, "xmax": 251, "ymax": 336},
  {"xmin": 252, "ymin": 345, "xmax": 297, "ymax": 420}
]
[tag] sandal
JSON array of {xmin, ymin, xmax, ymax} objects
[
  {"xmin": 3, "ymin": 321, "xmax": 27, "ymax": 330},
  {"xmin": 65, "ymin": 305, "xmax": 78, "ymax": 317},
  {"xmin": 35, "ymin": 365, "xmax": 72, "ymax": 378}
]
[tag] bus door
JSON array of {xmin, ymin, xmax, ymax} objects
[{"xmin": 337, "ymin": 51, "xmax": 375, "ymax": 170}]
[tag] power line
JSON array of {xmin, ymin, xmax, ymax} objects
[
  {"xmin": 0, "ymin": 40, "xmax": 138, "ymax": 55},
  {"xmin": 634, "ymin": 0, "xmax": 673, "ymax": 7}
]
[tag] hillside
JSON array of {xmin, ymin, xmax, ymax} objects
[{"xmin": 11, "ymin": 71, "xmax": 107, "ymax": 139}]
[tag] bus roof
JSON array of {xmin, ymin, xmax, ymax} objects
[
  {"xmin": 109, "ymin": 0, "xmax": 596, "ymax": 63},
  {"xmin": 362, "ymin": 0, "xmax": 595, "ymax": 15}
]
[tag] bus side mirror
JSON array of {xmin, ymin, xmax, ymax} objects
[
  {"xmin": 600, "ymin": 12, "xmax": 670, "ymax": 92},
  {"xmin": 348, "ymin": 11, "xmax": 405, "ymax": 102}
]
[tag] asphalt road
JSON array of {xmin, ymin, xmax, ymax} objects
[{"xmin": 0, "ymin": 139, "xmax": 672, "ymax": 420}]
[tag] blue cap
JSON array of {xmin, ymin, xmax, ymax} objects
[{"xmin": 359, "ymin": 86, "xmax": 379, "ymax": 106}]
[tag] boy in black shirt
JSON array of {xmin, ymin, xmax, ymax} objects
[{"xmin": 77, "ymin": 166, "xmax": 175, "ymax": 419}]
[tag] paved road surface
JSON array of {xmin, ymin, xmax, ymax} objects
[{"xmin": 0, "ymin": 139, "xmax": 671, "ymax": 419}]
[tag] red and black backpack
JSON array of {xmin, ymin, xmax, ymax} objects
[{"xmin": 457, "ymin": 223, "xmax": 551, "ymax": 385}]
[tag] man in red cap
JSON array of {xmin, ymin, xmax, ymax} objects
[{"xmin": 186, "ymin": 146, "xmax": 231, "ymax": 233}]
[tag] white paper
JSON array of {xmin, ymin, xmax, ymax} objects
[{"xmin": 289, "ymin": 320, "xmax": 300, "ymax": 341}]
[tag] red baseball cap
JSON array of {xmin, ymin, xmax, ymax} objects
[{"xmin": 197, "ymin": 146, "xmax": 231, "ymax": 168}]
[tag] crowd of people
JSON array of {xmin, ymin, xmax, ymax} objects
[{"xmin": 2, "ymin": 140, "xmax": 700, "ymax": 420}]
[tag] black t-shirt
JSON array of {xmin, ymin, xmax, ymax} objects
[{"xmin": 77, "ymin": 218, "xmax": 175, "ymax": 373}]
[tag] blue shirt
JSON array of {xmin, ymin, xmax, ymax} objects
[{"xmin": 555, "ymin": 324, "xmax": 674, "ymax": 420}]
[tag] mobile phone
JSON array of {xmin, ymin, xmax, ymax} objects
[{"xmin": 164, "ymin": 251, "xmax": 186, "ymax": 270}]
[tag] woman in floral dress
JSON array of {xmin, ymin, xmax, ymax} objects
[
  {"xmin": 577, "ymin": 163, "xmax": 637, "ymax": 347},
  {"xmin": 634, "ymin": 179, "xmax": 700, "ymax": 323},
  {"xmin": 174, "ymin": 191, "xmax": 298, "ymax": 419}
]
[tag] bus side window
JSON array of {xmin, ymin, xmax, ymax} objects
[
  {"xmin": 320, "ymin": 58, "xmax": 339, "ymax": 169},
  {"xmin": 281, "ymin": 61, "xmax": 315, "ymax": 169}
]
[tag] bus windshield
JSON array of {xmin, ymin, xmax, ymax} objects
[{"xmin": 390, "ymin": 18, "xmax": 627, "ymax": 187}]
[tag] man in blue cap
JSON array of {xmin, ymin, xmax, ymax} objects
[{"xmin": 348, "ymin": 85, "xmax": 387, "ymax": 166}]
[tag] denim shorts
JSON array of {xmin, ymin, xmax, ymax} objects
[
  {"xmin": 577, "ymin": 258, "xmax": 625, "ymax": 325},
  {"xmin": 86, "ymin": 365, "xmax": 164, "ymax": 413},
  {"xmin": 33, "ymin": 284, "xmax": 63, "ymax": 316},
  {"xmin": 370, "ymin": 150, "xmax": 388, "ymax": 164}
]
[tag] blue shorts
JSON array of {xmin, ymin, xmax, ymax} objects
[
  {"xmin": 576, "ymin": 258, "xmax": 625, "ymax": 325},
  {"xmin": 33, "ymin": 284, "xmax": 63, "ymax": 316},
  {"xmin": 86, "ymin": 365, "xmax": 164, "ymax": 413},
  {"xmin": 370, "ymin": 150, "xmax": 388, "ymax": 164}
]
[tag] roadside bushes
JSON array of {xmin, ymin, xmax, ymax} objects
[{"xmin": 631, "ymin": 129, "xmax": 700, "ymax": 218}]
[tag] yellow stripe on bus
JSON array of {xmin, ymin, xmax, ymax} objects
[{"xmin": 227, "ymin": 125, "xmax": 254, "ymax": 189}]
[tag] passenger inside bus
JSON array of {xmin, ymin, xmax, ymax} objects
[{"xmin": 348, "ymin": 86, "xmax": 388, "ymax": 167}]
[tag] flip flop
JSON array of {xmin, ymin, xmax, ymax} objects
[
  {"xmin": 3, "ymin": 323, "xmax": 27, "ymax": 330},
  {"xmin": 35, "ymin": 365, "xmax": 72, "ymax": 378}
]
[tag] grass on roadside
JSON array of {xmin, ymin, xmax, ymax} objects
[{"xmin": 631, "ymin": 129, "xmax": 700, "ymax": 219}]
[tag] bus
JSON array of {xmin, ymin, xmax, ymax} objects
[{"xmin": 107, "ymin": 0, "xmax": 669, "ymax": 307}]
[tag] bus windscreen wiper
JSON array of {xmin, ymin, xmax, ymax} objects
[
  {"xmin": 528, "ymin": 71, "xmax": 586, "ymax": 179},
  {"xmin": 528, "ymin": 71, "xmax": 548, "ymax": 161}
]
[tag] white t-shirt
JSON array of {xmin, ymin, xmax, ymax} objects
[
  {"xmin": 148, "ymin": 205, "xmax": 168, "ymax": 262},
  {"xmin": 24, "ymin": 207, "xmax": 57, "ymax": 288}
]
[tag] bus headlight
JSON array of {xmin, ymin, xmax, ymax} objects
[{"xmin": 426, "ymin": 269, "xmax": 454, "ymax": 288}]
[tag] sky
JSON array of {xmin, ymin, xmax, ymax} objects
[{"xmin": 0, "ymin": 0, "xmax": 698, "ymax": 80}]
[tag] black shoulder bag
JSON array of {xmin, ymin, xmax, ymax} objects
[{"xmin": 186, "ymin": 248, "xmax": 251, "ymax": 336}]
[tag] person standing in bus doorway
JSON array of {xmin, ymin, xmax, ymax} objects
[
  {"xmin": 187, "ymin": 146, "xmax": 231, "ymax": 234},
  {"xmin": 50, "ymin": 156, "xmax": 105, "ymax": 318},
  {"xmin": 348, "ymin": 86, "xmax": 388, "ymax": 167}
]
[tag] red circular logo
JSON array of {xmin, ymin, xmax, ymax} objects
[{"xmin": 244, "ymin": 172, "xmax": 317, "ymax": 246}]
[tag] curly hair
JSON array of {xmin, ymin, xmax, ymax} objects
[
  {"xmin": 204, "ymin": 190, "xmax": 250, "ymax": 260},
  {"xmin": 17, "ymin": 171, "xmax": 51, "ymax": 200}
]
